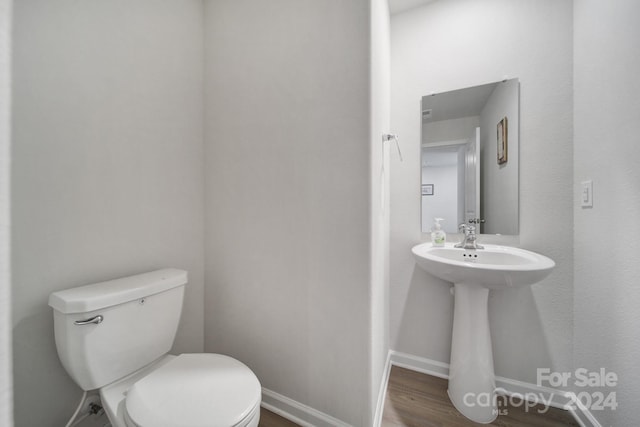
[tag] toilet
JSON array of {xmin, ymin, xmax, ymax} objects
[{"xmin": 48, "ymin": 269, "xmax": 261, "ymax": 427}]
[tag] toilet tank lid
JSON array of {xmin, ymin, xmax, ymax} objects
[{"xmin": 48, "ymin": 269, "xmax": 187, "ymax": 314}]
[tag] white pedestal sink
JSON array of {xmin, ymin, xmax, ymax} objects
[{"xmin": 412, "ymin": 242, "xmax": 555, "ymax": 423}]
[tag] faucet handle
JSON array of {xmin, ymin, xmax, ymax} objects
[{"xmin": 458, "ymin": 223, "xmax": 467, "ymax": 234}]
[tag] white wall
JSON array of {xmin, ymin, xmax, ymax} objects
[
  {"xmin": 421, "ymin": 165, "xmax": 458, "ymax": 231},
  {"xmin": 390, "ymin": 0, "xmax": 573, "ymax": 384},
  {"xmin": 203, "ymin": 1, "xmax": 373, "ymax": 425},
  {"xmin": 421, "ymin": 115, "xmax": 479, "ymax": 234},
  {"xmin": 0, "ymin": 0, "xmax": 13, "ymax": 425},
  {"xmin": 574, "ymin": 0, "xmax": 640, "ymax": 425},
  {"xmin": 11, "ymin": 1, "xmax": 205, "ymax": 425},
  {"xmin": 370, "ymin": 0, "xmax": 391, "ymax": 419},
  {"xmin": 479, "ymin": 80, "xmax": 519, "ymax": 235},
  {"xmin": 422, "ymin": 116, "xmax": 479, "ymax": 144}
]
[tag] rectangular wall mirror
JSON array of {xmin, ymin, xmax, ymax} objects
[{"xmin": 420, "ymin": 78, "xmax": 519, "ymax": 235}]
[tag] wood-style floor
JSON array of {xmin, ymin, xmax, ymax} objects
[
  {"xmin": 382, "ymin": 366, "xmax": 580, "ymax": 427},
  {"xmin": 258, "ymin": 366, "xmax": 580, "ymax": 427},
  {"xmin": 83, "ymin": 368, "xmax": 579, "ymax": 427},
  {"xmin": 81, "ymin": 407, "xmax": 298, "ymax": 427},
  {"xmin": 259, "ymin": 408, "xmax": 300, "ymax": 427}
]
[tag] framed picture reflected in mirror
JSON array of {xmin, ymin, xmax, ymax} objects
[{"xmin": 497, "ymin": 117, "xmax": 508, "ymax": 165}]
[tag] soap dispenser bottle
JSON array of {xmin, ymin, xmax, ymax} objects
[{"xmin": 431, "ymin": 218, "xmax": 446, "ymax": 247}]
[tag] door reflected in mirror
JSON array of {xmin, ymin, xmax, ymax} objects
[{"xmin": 421, "ymin": 79, "xmax": 519, "ymax": 235}]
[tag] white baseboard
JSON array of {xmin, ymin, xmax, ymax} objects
[
  {"xmin": 261, "ymin": 388, "xmax": 351, "ymax": 427},
  {"xmin": 372, "ymin": 352, "xmax": 392, "ymax": 427},
  {"xmin": 494, "ymin": 374, "xmax": 572, "ymax": 410},
  {"xmin": 388, "ymin": 350, "xmax": 449, "ymax": 379},
  {"xmin": 261, "ymin": 351, "xmax": 602, "ymax": 427},
  {"xmin": 376, "ymin": 350, "xmax": 601, "ymax": 427},
  {"xmin": 570, "ymin": 398, "xmax": 603, "ymax": 427}
]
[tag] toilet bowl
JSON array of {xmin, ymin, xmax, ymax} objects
[
  {"xmin": 101, "ymin": 354, "xmax": 260, "ymax": 427},
  {"xmin": 49, "ymin": 269, "xmax": 261, "ymax": 427}
]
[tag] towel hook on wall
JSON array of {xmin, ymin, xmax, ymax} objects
[{"xmin": 382, "ymin": 134, "xmax": 403, "ymax": 162}]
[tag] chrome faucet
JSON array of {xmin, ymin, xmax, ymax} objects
[{"xmin": 455, "ymin": 223, "xmax": 484, "ymax": 250}]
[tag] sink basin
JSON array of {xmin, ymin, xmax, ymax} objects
[
  {"xmin": 411, "ymin": 242, "xmax": 555, "ymax": 423},
  {"xmin": 412, "ymin": 243, "xmax": 555, "ymax": 289}
]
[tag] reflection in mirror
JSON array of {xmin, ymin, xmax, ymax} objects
[{"xmin": 421, "ymin": 78, "xmax": 519, "ymax": 235}]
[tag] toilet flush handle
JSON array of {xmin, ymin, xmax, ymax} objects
[{"xmin": 74, "ymin": 315, "xmax": 103, "ymax": 326}]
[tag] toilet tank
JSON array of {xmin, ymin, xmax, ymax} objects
[{"xmin": 48, "ymin": 269, "xmax": 187, "ymax": 390}]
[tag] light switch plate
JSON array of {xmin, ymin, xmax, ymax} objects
[{"xmin": 581, "ymin": 180, "xmax": 593, "ymax": 208}]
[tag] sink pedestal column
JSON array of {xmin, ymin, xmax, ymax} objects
[{"xmin": 448, "ymin": 283, "xmax": 497, "ymax": 423}]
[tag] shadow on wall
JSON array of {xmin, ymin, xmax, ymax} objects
[
  {"xmin": 489, "ymin": 287, "xmax": 555, "ymax": 383},
  {"xmin": 396, "ymin": 262, "xmax": 554, "ymax": 384},
  {"xmin": 13, "ymin": 310, "xmax": 81, "ymax": 427},
  {"xmin": 394, "ymin": 265, "xmax": 454, "ymax": 361}
]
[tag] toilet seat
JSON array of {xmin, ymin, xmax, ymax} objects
[{"xmin": 123, "ymin": 353, "xmax": 261, "ymax": 427}]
